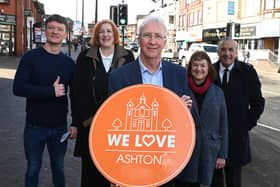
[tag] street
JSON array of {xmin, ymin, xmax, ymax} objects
[{"xmin": 0, "ymin": 49, "xmax": 280, "ymax": 186}]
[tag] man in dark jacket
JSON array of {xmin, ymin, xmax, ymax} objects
[
  {"xmin": 109, "ymin": 16, "xmax": 200, "ymax": 187},
  {"xmin": 211, "ymin": 38, "xmax": 265, "ymax": 187}
]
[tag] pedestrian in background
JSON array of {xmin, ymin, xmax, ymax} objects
[
  {"xmin": 72, "ymin": 19, "xmax": 134, "ymax": 187},
  {"xmin": 244, "ymin": 51, "xmax": 250, "ymax": 63},
  {"xmin": 108, "ymin": 15, "xmax": 199, "ymax": 187},
  {"xmin": 13, "ymin": 14, "xmax": 77, "ymax": 187},
  {"xmin": 178, "ymin": 51, "xmax": 228, "ymax": 187},
  {"xmin": 211, "ymin": 38, "xmax": 265, "ymax": 187}
]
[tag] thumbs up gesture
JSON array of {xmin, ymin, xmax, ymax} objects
[{"xmin": 53, "ymin": 76, "xmax": 65, "ymax": 97}]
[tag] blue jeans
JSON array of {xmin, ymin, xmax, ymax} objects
[{"xmin": 24, "ymin": 125, "xmax": 67, "ymax": 187}]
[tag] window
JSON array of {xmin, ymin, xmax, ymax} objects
[
  {"xmin": 189, "ymin": 12, "xmax": 194, "ymax": 26},
  {"xmin": 194, "ymin": 11, "xmax": 197, "ymax": 25},
  {"xmin": 198, "ymin": 10, "xmax": 202, "ymax": 24},
  {"xmin": 276, "ymin": 0, "xmax": 280, "ymax": 8},
  {"xmin": 265, "ymin": 0, "xmax": 274, "ymax": 9},
  {"xmin": 264, "ymin": 0, "xmax": 280, "ymax": 9},
  {"xmin": 0, "ymin": 0, "xmax": 10, "ymax": 3},
  {"xmin": 169, "ymin": 15, "xmax": 174, "ymax": 25}
]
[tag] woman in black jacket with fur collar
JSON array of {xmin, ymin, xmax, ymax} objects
[{"xmin": 72, "ymin": 19, "xmax": 134, "ymax": 187}]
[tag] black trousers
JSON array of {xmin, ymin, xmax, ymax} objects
[
  {"xmin": 80, "ymin": 126, "xmax": 111, "ymax": 187},
  {"xmin": 159, "ymin": 179, "xmax": 199, "ymax": 187},
  {"xmin": 81, "ymin": 152, "xmax": 111, "ymax": 187},
  {"xmin": 211, "ymin": 166, "xmax": 241, "ymax": 187}
]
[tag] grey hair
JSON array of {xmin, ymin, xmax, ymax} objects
[
  {"xmin": 218, "ymin": 37, "xmax": 238, "ymax": 52},
  {"xmin": 138, "ymin": 16, "xmax": 167, "ymax": 37}
]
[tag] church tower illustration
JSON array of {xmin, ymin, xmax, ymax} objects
[{"xmin": 125, "ymin": 95, "xmax": 159, "ymax": 131}]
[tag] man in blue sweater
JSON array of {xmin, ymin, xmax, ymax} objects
[{"xmin": 13, "ymin": 14, "xmax": 77, "ymax": 187}]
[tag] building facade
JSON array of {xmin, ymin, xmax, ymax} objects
[
  {"xmin": 127, "ymin": 23, "xmax": 137, "ymax": 43},
  {"xmin": 150, "ymin": 0, "xmax": 177, "ymax": 53},
  {"xmin": 146, "ymin": 0, "xmax": 280, "ymax": 60},
  {"xmin": 0, "ymin": 0, "xmax": 44, "ymax": 56}
]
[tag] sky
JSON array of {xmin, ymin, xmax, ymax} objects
[{"xmin": 38, "ymin": 0, "xmax": 156, "ymax": 24}]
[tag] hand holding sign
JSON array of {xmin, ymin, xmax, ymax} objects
[{"xmin": 89, "ymin": 85, "xmax": 195, "ymax": 187}]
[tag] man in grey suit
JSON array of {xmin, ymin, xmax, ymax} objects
[{"xmin": 109, "ymin": 16, "xmax": 201, "ymax": 187}]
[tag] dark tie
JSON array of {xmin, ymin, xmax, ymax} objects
[{"xmin": 222, "ymin": 68, "xmax": 229, "ymax": 90}]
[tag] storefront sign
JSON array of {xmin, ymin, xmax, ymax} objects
[
  {"xmin": 34, "ymin": 27, "xmax": 42, "ymax": 43},
  {"xmin": 89, "ymin": 84, "xmax": 196, "ymax": 187},
  {"xmin": 260, "ymin": 19, "xmax": 280, "ymax": 37},
  {"xmin": 0, "ymin": 14, "xmax": 16, "ymax": 25},
  {"xmin": 88, "ymin": 23, "xmax": 95, "ymax": 28},
  {"xmin": 24, "ymin": 10, "xmax": 32, "ymax": 17},
  {"xmin": 176, "ymin": 30, "xmax": 202, "ymax": 42},
  {"xmin": 227, "ymin": 1, "xmax": 235, "ymax": 15},
  {"xmin": 203, "ymin": 27, "xmax": 227, "ymax": 42},
  {"xmin": 240, "ymin": 26, "xmax": 256, "ymax": 37}
]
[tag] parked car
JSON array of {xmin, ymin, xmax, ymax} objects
[
  {"xmin": 179, "ymin": 43, "xmax": 219, "ymax": 66},
  {"xmin": 129, "ymin": 42, "xmax": 138, "ymax": 52},
  {"xmin": 161, "ymin": 48, "xmax": 179, "ymax": 63}
]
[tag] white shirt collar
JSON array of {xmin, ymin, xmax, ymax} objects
[
  {"xmin": 99, "ymin": 48, "xmax": 114, "ymax": 72},
  {"xmin": 219, "ymin": 62, "xmax": 234, "ymax": 72},
  {"xmin": 99, "ymin": 48, "xmax": 114, "ymax": 59},
  {"xmin": 138, "ymin": 57, "xmax": 162, "ymax": 74}
]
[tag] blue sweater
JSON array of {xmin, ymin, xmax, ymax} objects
[{"xmin": 13, "ymin": 47, "xmax": 75, "ymax": 128}]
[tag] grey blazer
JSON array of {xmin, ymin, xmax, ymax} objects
[{"xmin": 177, "ymin": 83, "xmax": 228, "ymax": 185}]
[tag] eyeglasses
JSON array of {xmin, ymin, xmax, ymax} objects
[{"xmin": 140, "ymin": 32, "xmax": 166, "ymax": 41}]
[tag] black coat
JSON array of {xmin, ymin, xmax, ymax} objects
[
  {"xmin": 214, "ymin": 60, "xmax": 265, "ymax": 167},
  {"xmin": 72, "ymin": 45, "xmax": 134, "ymax": 157}
]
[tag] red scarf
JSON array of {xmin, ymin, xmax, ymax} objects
[{"xmin": 188, "ymin": 76, "xmax": 211, "ymax": 95}]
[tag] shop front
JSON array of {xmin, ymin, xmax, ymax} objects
[
  {"xmin": 233, "ymin": 23, "xmax": 264, "ymax": 51},
  {"xmin": 0, "ymin": 14, "xmax": 16, "ymax": 55},
  {"xmin": 202, "ymin": 27, "xmax": 227, "ymax": 44},
  {"xmin": 176, "ymin": 29, "xmax": 202, "ymax": 50},
  {"xmin": 260, "ymin": 19, "xmax": 280, "ymax": 55}
]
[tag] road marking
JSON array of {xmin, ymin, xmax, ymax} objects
[
  {"xmin": 258, "ymin": 122, "xmax": 280, "ymax": 132},
  {"xmin": 0, "ymin": 69, "xmax": 16, "ymax": 79},
  {"xmin": 262, "ymin": 89, "xmax": 280, "ymax": 96}
]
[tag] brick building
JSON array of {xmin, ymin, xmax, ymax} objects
[{"xmin": 0, "ymin": 0, "xmax": 44, "ymax": 56}]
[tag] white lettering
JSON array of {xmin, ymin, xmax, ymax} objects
[
  {"xmin": 108, "ymin": 134, "xmax": 130, "ymax": 146},
  {"xmin": 156, "ymin": 135, "xmax": 167, "ymax": 147},
  {"xmin": 135, "ymin": 135, "xmax": 142, "ymax": 147},
  {"xmin": 116, "ymin": 154, "xmax": 162, "ymax": 165},
  {"xmin": 168, "ymin": 135, "xmax": 175, "ymax": 148},
  {"xmin": 122, "ymin": 134, "xmax": 130, "ymax": 146}
]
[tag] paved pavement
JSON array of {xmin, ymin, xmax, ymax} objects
[
  {"xmin": 250, "ymin": 60, "xmax": 280, "ymax": 81},
  {"xmin": 0, "ymin": 50, "xmax": 279, "ymax": 187}
]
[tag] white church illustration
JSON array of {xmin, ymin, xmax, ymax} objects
[{"xmin": 111, "ymin": 95, "xmax": 173, "ymax": 131}]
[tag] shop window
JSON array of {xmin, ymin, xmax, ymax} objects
[
  {"xmin": 198, "ymin": 10, "xmax": 202, "ymax": 24},
  {"xmin": 265, "ymin": 0, "xmax": 274, "ymax": 9},
  {"xmin": 169, "ymin": 15, "xmax": 174, "ymax": 25},
  {"xmin": 276, "ymin": 0, "xmax": 280, "ymax": 8},
  {"xmin": 0, "ymin": 0, "xmax": 10, "ymax": 4}
]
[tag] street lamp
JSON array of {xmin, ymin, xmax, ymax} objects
[
  {"xmin": 68, "ymin": 20, "xmax": 72, "ymax": 56},
  {"xmin": 81, "ymin": 0, "xmax": 86, "ymax": 51},
  {"xmin": 30, "ymin": 20, "xmax": 33, "ymax": 50},
  {"xmin": 95, "ymin": 0, "xmax": 98, "ymax": 24}
]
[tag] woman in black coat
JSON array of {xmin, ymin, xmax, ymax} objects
[{"xmin": 72, "ymin": 20, "xmax": 134, "ymax": 187}]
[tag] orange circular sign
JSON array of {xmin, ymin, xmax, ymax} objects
[{"xmin": 89, "ymin": 84, "xmax": 195, "ymax": 187}]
